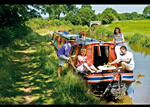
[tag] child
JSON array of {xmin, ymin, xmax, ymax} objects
[{"xmin": 76, "ymin": 48, "xmax": 102, "ymax": 73}]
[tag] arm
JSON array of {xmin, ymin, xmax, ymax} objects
[
  {"xmin": 115, "ymin": 34, "xmax": 125, "ymax": 44},
  {"xmin": 113, "ymin": 37, "xmax": 115, "ymax": 43},
  {"xmin": 109, "ymin": 58, "xmax": 120, "ymax": 65},
  {"xmin": 121, "ymin": 58, "xmax": 131, "ymax": 63}
]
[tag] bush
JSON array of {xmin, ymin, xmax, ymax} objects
[
  {"xmin": 129, "ymin": 33, "xmax": 143, "ymax": 44},
  {"xmin": 94, "ymin": 26, "xmax": 113, "ymax": 37},
  {"xmin": 0, "ymin": 25, "xmax": 33, "ymax": 46},
  {"xmin": 94, "ymin": 27, "xmax": 107, "ymax": 35},
  {"xmin": 129, "ymin": 33, "xmax": 150, "ymax": 47},
  {"xmin": 70, "ymin": 25, "xmax": 90, "ymax": 32},
  {"xmin": 25, "ymin": 18, "xmax": 73, "ymax": 31}
]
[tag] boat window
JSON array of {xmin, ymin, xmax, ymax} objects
[{"xmin": 94, "ymin": 46, "xmax": 109, "ymax": 68}]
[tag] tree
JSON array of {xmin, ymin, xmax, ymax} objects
[
  {"xmin": 43, "ymin": 4, "xmax": 76, "ymax": 20},
  {"xmin": 0, "ymin": 4, "xmax": 45, "ymax": 28},
  {"xmin": 100, "ymin": 8, "xmax": 118, "ymax": 24},
  {"xmin": 78, "ymin": 7, "xmax": 97, "ymax": 26},
  {"xmin": 143, "ymin": 5, "xmax": 150, "ymax": 16},
  {"xmin": 96, "ymin": 13, "xmax": 101, "ymax": 21},
  {"xmin": 0, "ymin": 4, "xmax": 46, "ymax": 46},
  {"xmin": 65, "ymin": 12, "xmax": 80, "ymax": 25},
  {"xmin": 81, "ymin": 4, "xmax": 92, "ymax": 9}
]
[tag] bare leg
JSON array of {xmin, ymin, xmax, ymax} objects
[
  {"xmin": 69, "ymin": 58, "xmax": 76, "ymax": 70},
  {"xmin": 83, "ymin": 63, "xmax": 94, "ymax": 73},
  {"xmin": 58, "ymin": 66, "xmax": 62, "ymax": 78}
]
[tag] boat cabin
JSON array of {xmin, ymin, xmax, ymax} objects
[{"xmin": 51, "ymin": 29, "xmax": 118, "ymax": 72}]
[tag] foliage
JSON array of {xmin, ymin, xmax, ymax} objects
[
  {"xmin": 143, "ymin": 5, "xmax": 150, "ymax": 16},
  {"xmin": 129, "ymin": 33, "xmax": 143, "ymax": 44},
  {"xmin": 65, "ymin": 12, "xmax": 80, "ymax": 25},
  {"xmin": 0, "ymin": 4, "xmax": 45, "ymax": 46},
  {"xmin": 100, "ymin": 8, "xmax": 119, "ymax": 24},
  {"xmin": 43, "ymin": 4, "xmax": 76, "ymax": 20},
  {"xmin": 94, "ymin": 26, "xmax": 113, "ymax": 37},
  {"xmin": 129, "ymin": 33, "xmax": 150, "ymax": 47},
  {"xmin": 25, "ymin": 18, "xmax": 73, "ymax": 31},
  {"xmin": 81, "ymin": 4, "xmax": 92, "ymax": 9},
  {"xmin": 70, "ymin": 25, "xmax": 90, "ymax": 32},
  {"xmin": 119, "ymin": 12, "xmax": 149, "ymax": 20},
  {"xmin": 78, "ymin": 7, "xmax": 97, "ymax": 26}
]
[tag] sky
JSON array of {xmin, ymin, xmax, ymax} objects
[{"xmin": 41, "ymin": 4, "xmax": 148, "ymax": 18}]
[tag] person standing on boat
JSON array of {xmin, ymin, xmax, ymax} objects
[
  {"xmin": 109, "ymin": 46, "xmax": 135, "ymax": 72},
  {"xmin": 57, "ymin": 36, "xmax": 84, "ymax": 78},
  {"xmin": 79, "ymin": 31, "xmax": 86, "ymax": 48},
  {"xmin": 113, "ymin": 27, "xmax": 125, "ymax": 59}
]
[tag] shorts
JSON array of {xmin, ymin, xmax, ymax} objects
[
  {"xmin": 121, "ymin": 62, "xmax": 134, "ymax": 71},
  {"xmin": 58, "ymin": 55, "xmax": 70, "ymax": 66}
]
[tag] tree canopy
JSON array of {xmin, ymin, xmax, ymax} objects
[
  {"xmin": 143, "ymin": 5, "xmax": 150, "ymax": 16},
  {"xmin": 77, "ymin": 7, "xmax": 97, "ymax": 26}
]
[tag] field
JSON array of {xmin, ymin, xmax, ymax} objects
[{"xmin": 103, "ymin": 20, "xmax": 150, "ymax": 38}]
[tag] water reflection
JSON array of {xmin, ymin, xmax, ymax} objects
[
  {"xmin": 137, "ymin": 72, "xmax": 145, "ymax": 79},
  {"xmin": 129, "ymin": 44, "xmax": 150, "ymax": 56}
]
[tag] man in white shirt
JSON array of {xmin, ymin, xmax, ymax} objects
[{"xmin": 109, "ymin": 46, "xmax": 135, "ymax": 72}]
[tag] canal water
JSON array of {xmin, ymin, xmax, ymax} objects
[
  {"xmin": 125, "ymin": 42, "xmax": 150, "ymax": 104},
  {"xmin": 102, "ymin": 36, "xmax": 150, "ymax": 104}
]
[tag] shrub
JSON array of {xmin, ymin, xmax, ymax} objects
[
  {"xmin": 138, "ymin": 35, "xmax": 148, "ymax": 46},
  {"xmin": 94, "ymin": 27, "xmax": 107, "ymax": 35},
  {"xmin": 94, "ymin": 26, "xmax": 113, "ymax": 37},
  {"xmin": 106, "ymin": 30, "xmax": 114, "ymax": 37},
  {"xmin": 129, "ymin": 33, "xmax": 143, "ymax": 44}
]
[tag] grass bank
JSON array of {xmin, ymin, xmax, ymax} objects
[{"xmin": 0, "ymin": 26, "xmax": 104, "ymax": 104}]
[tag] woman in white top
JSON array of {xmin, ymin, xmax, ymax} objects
[{"xmin": 113, "ymin": 27, "xmax": 125, "ymax": 59}]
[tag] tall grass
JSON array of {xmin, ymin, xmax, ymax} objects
[{"xmin": 0, "ymin": 26, "xmax": 101, "ymax": 104}]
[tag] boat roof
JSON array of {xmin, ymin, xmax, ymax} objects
[{"xmin": 54, "ymin": 31, "xmax": 112, "ymax": 45}]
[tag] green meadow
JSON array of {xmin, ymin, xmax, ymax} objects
[{"xmin": 103, "ymin": 20, "xmax": 150, "ymax": 38}]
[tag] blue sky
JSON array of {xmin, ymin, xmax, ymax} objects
[{"xmin": 40, "ymin": 4, "xmax": 148, "ymax": 18}]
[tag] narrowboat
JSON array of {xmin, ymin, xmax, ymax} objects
[{"xmin": 51, "ymin": 29, "xmax": 135, "ymax": 103}]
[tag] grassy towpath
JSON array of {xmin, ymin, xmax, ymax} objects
[{"xmin": 0, "ymin": 31, "xmax": 105, "ymax": 105}]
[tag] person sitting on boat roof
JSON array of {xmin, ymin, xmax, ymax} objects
[
  {"xmin": 57, "ymin": 36, "xmax": 84, "ymax": 78},
  {"xmin": 76, "ymin": 48, "xmax": 102, "ymax": 73},
  {"xmin": 113, "ymin": 27, "xmax": 125, "ymax": 59},
  {"xmin": 109, "ymin": 46, "xmax": 135, "ymax": 72}
]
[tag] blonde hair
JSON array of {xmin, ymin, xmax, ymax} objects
[{"xmin": 81, "ymin": 48, "xmax": 86, "ymax": 52}]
